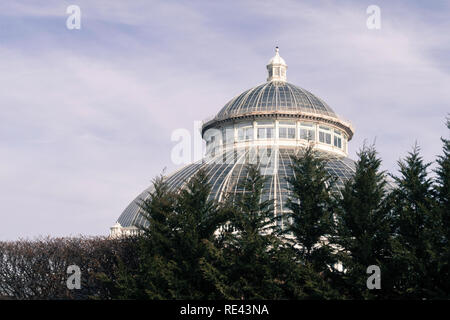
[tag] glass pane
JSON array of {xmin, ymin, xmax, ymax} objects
[
  {"xmin": 258, "ymin": 128, "xmax": 265, "ymax": 139},
  {"xmin": 319, "ymin": 131, "xmax": 325, "ymax": 143},
  {"xmin": 238, "ymin": 128, "xmax": 244, "ymax": 141},
  {"xmin": 245, "ymin": 128, "xmax": 253, "ymax": 140},
  {"xmin": 334, "ymin": 136, "xmax": 342, "ymax": 148},
  {"xmin": 308, "ymin": 130, "xmax": 315, "ymax": 141},
  {"xmin": 288, "ymin": 128, "xmax": 295, "ymax": 139}
]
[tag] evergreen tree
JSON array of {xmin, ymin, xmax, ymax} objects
[
  {"xmin": 170, "ymin": 168, "xmax": 229, "ymax": 299},
  {"xmin": 333, "ymin": 145, "xmax": 392, "ymax": 299},
  {"xmin": 436, "ymin": 118, "xmax": 450, "ymax": 236},
  {"xmin": 223, "ymin": 164, "xmax": 285, "ymax": 299},
  {"xmin": 389, "ymin": 144, "xmax": 439, "ymax": 298},
  {"xmin": 271, "ymin": 243, "xmax": 340, "ymax": 299},
  {"xmin": 432, "ymin": 118, "xmax": 450, "ymax": 297},
  {"xmin": 114, "ymin": 170, "xmax": 229, "ymax": 299},
  {"xmin": 286, "ymin": 145, "xmax": 336, "ymax": 270},
  {"xmin": 114, "ymin": 175, "xmax": 178, "ymax": 299}
]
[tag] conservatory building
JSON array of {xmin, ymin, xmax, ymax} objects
[{"xmin": 110, "ymin": 48, "xmax": 356, "ymax": 237}]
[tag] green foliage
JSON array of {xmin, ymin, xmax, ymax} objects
[
  {"xmin": 286, "ymin": 145, "xmax": 336, "ymax": 270},
  {"xmin": 222, "ymin": 164, "xmax": 283, "ymax": 299},
  {"xmin": 333, "ymin": 145, "xmax": 392, "ymax": 299},
  {"xmin": 388, "ymin": 144, "xmax": 441, "ymax": 298},
  {"xmin": 433, "ymin": 118, "xmax": 450, "ymax": 297},
  {"xmin": 222, "ymin": 164, "xmax": 337, "ymax": 299},
  {"xmin": 115, "ymin": 169, "xmax": 229, "ymax": 299}
]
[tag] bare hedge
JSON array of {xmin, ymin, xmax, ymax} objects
[{"xmin": 0, "ymin": 236, "xmax": 138, "ymax": 299}]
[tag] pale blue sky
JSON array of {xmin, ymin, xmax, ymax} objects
[{"xmin": 0, "ymin": 0, "xmax": 449, "ymax": 240}]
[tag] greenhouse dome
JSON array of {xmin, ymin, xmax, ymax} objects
[{"xmin": 111, "ymin": 47, "xmax": 356, "ymax": 237}]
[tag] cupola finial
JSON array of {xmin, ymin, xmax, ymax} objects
[{"xmin": 267, "ymin": 46, "xmax": 287, "ymax": 82}]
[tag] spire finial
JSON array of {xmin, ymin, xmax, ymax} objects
[{"xmin": 266, "ymin": 47, "xmax": 287, "ymax": 82}]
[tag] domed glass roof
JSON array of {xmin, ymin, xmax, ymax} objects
[
  {"xmin": 112, "ymin": 48, "xmax": 357, "ymax": 236},
  {"xmin": 215, "ymin": 81, "xmax": 337, "ymax": 120},
  {"xmin": 117, "ymin": 147, "xmax": 356, "ymax": 229}
]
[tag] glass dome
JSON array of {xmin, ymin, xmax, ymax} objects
[
  {"xmin": 116, "ymin": 146, "xmax": 356, "ymax": 230},
  {"xmin": 111, "ymin": 48, "xmax": 356, "ymax": 237},
  {"xmin": 215, "ymin": 81, "xmax": 337, "ymax": 120}
]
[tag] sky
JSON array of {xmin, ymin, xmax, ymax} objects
[{"xmin": 0, "ymin": 0, "xmax": 448, "ymax": 240}]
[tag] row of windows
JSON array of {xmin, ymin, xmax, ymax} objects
[
  {"xmin": 207, "ymin": 122, "xmax": 347, "ymax": 151},
  {"xmin": 236, "ymin": 126, "xmax": 344, "ymax": 147}
]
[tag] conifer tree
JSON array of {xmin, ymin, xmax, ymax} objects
[
  {"xmin": 432, "ymin": 118, "xmax": 450, "ymax": 297},
  {"xmin": 170, "ymin": 168, "xmax": 230, "ymax": 299},
  {"xmin": 271, "ymin": 243, "xmax": 340, "ymax": 299},
  {"xmin": 333, "ymin": 145, "xmax": 392, "ymax": 299},
  {"xmin": 115, "ymin": 175, "xmax": 178, "ymax": 299},
  {"xmin": 389, "ymin": 144, "xmax": 439, "ymax": 298},
  {"xmin": 115, "ymin": 170, "xmax": 229, "ymax": 299},
  {"xmin": 286, "ymin": 145, "xmax": 336, "ymax": 270},
  {"xmin": 223, "ymin": 164, "xmax": 285, "ymax": 299}
]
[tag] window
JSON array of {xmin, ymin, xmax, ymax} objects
[
  {"xmin": 319, "ymin": 131, "xmax": 331, "ymax": 144},
  {"xmin": 222, "ymin": 127, "xmax": 234, "ymax": 144},
  {"xmin": 238, "ymin": 128, "xmax": 244, "ymax": 141},
  {"xmin": 334, "ymin": 136, "xmax": 342, "ymax": 148},
  {"xmin": 300, "ymin": 122, "xmax": 316, "ymax": 141},
  {"xmin": 279, "ymin": 127, "xmax": 295, "ymax": 139},
  {"xmin": 288, "ymin": 128, "xmax": 295, "ymax": 139},
  {"xmin": 258, "ymin": 127, "xmax": 274, "ymax": 139},
  {"xmin": 206, "ymin": 135, "xmax": 218, "ymax": 157},
  {"xmin": 300, "ymin": 128, "xmax": 315, "ymax": 140},
  {"xmin": 319, "ymin": 126, "xmax": 332, "ymax": 145},
  {"xmin": 257, "ymin": 128, "xmax": 264, "ymax": 138},
  {"xmin": 244, "ymin": 128, "xmax": 253, "ymax": 140},
  {"xmin": 326, "ymin": 133, "xmax": 331, "ymax": 144},
  {"xmin": 256, "ymin": 121, "xmax": 274, "ymax": 140},
  {"xmin": 237, "ymin": 126, "xmax": 253, "ymax": 141}
]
